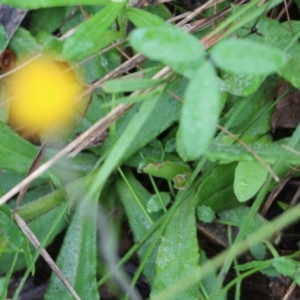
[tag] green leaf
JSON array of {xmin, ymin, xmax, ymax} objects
[
  {"xmin": 100, "ymin": 77, "xmax": 187, "ymax": 162},
  {"xmin": 0, "ymin": 0, "xmax": 111, "ymax": 9},
  {"xmin": 222, "ymin": 73, "xmax": 265, "ymax": 96},
  {"xmin": 147, "ymin": 192, "xmax": 171, "ymax": 213},
  {"xmin": 210, "ymin": 39, "xmax": 287, "ymax": 75},
  {"xmin": 61, "ymin": 3, "xmax": 125, "ymax": 61},
  {"xmin": 0, "ymin": 122, "xmax": 39, "ymax": 174},
  {"xmin": 0, "ymin": 206, "xmax": 24, "ymax": 250},
  {"xmin": 271, "ymin": 257, "xmax": 297, "ymax": 277},
  {"xmin": 219, "ymin": 206, "xmax": 267, "ymax": 260},
  {"xmin": 103, "ymin": 78, "xmax": 165, "ymax": 93},
  {"xmin": 234, "ymin": 161, "xmax": 268, "ymax": 202},
  {"xmin": 197, "ymin": 205, "xmax": 215, "ymax": 223},
  {"xmin": 151, "ymin": 193, "xmax": 200, "ymax": 300},
  {"xmin": 205, "ymin": 141, "xmax": 300, "ymax": 165},
  {"xmin": 138, "ymin": 159, "xmax": 192, "ymax": 180},
  {"xmin": 0, "ymin": 24, "xmax": 8, "ymax": 54},
  {"xmin": 9, "ymin": 28, "xmax": 41, "ymax": 58},
  {"xmin": 45, "ymin": 201, "xmax": 98, "ymax": 300},
  {"xmin": 125, "ymin": 7, "xmax": 164, "ymax": 27},
  {"xmin": 238, "ymin": 16, "xmax": 300, "ymax": 88},
  {"xmin": 116, "ymin": 168, "xmax": 162, "ymax": 283},
  {"xmin": 197, "ymin": 163, "xmax": 241, "ymax": 212},
  {"xmin": 177, "ymin": 61, "xmax": 220, "ymax": 160},
  {"xmin": 130, "ymin": 25, "xmax": 205, "ymax": 78},
  {"xmin": 29, "ymin": 7, "xmax": 67, "ymax": 34}
]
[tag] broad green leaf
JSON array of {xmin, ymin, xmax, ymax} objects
[
  {"xmin": 197, "ymin": 163, "xmax": 241, "ymax": 212},
  {"xmin": 29, "ymin": 7, "xmax": 67, "ymax": 34},
  {"xmin": 211, "ymin": 39, "xmax": 287, "ymax": 75},
  {"xmin": 177, "ymin": 61, "xmax": 220, "ymax": 161},
  {"xmin": 196, "ymin": 205, "xmax": 215, "ymax": 223},
  {"xmin": 0, "ymin": 0, "xmax": 110, "ymax": 9},
  {"xmin": 0, "ymin": 24, "xmax": 8, "ymax": 54},
  {"xmin": 138, "ymin": 159, "xmax": 192, "ymax": 180},
  {"xmin": 45, "ymin": 201, "xmax": 98, "ymax": 300},
  {"xmin": 9, "ymin": 28, "xmax": 41, "ymax": 58},
  {"xmin": 151, "ymin": 193, "xmax": 200, "ymax": 300},
  {"xmin": 61, "ymin": 3, "xmax": 125, "ymax": 61},
  {"xmin": 147, "ymin": 192, "xmax": 171, "ymax": 213},
  {"xmin": 116, "ymin": 168, "xmax": 162, "ymax": 283},
  {"xmin": 0, "ymin": 122, "xmax": 38, "ymax": 174},
  {"xmin": 234, "ymin": 161, "xmax": 268, "ymax": 202},
  {"xmin": 125, "ymin": 7, "xmax": 164, "ymax": 27},
  {"xmin": 130, "ymin": 25, "xmax": 205, "ymax": 78},
  {"xmin": 0, "ymin": 206, "xmax": 24, "ymax": 250},
  {"xmin": 103, "ymin": 78, "xmax": 165, "ymax": 93}
]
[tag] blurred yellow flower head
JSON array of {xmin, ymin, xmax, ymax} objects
[{"xmin": 8, "ymin": 56, "xmax": 83, "ymax": 138}]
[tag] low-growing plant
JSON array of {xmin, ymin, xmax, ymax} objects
[{"xmin": 0, "ymin": 0, "xmax": 300, "ymax": 299}]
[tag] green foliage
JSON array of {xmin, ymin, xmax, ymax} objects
[
  {"xmin": 151, "ymin": 193, "xmax": 200, "ymax": 300},
  {"xmin": 177, "ymin": 61, "xmax": 220, "ymax": 160},
  {"xmin": 45, "ymin": 200, "xmax": 99, "ymax": 300},
  {"xmin": 2, "ymin": 1, "xmax": 300, "ymax": 299},
  {"xmin": 234, "ymin": 161, "xmax": 268, "ymax": 202},
  {"xmin": 0, "ymin": 0, "xmax": 111, "ymax": 9},
  {"xmin": 130, "ymin": 25, "xmax": 205, "ymax": 78},
  {"xmin": 0, "ymin": 25, "xmax": 8, "ymax": 54},
  {"xmin": 197, "ymin": 205, "xmax": 215, "ymax": 223},
  {"xmin": 210, "ymin": 39, "xmax": 287, "ymax": 75}
]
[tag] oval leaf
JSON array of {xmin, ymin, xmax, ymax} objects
[
  {"xmin": 177, "ymin": 61, "xmax": 220, "ymax": 160},
  {"xmin": 234, "ymin": 161, "xmax": 268, "ymax": 202},
  {"xmin": 211, "ymin": 39, "xmax": 287, "ymax": 75},
  {"xmin": 129, "ymin": 25, "xmax": 205, "ymax": 78}
]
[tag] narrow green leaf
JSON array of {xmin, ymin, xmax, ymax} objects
[
  {"xmin": 151, "ymin": 193, "xmax": 200, "ymax": 300},
  {"xmin": 61, "ymin": 3, "xmax": 125, "ymax": 61},
  {"xmin": 103, "ymin": 78, "xmax": 165, "ymax": 93},
  {"xmin": 234, "ymin": 161, "xmax": 268, "ymax": 202},
  {"xmin": 125, "ymin": 7, "xmax": 164, "ymax": 27},
  {"xmin": 45, "ymin": 201, "xmax": 98, "ymax": 300},
  {"xmin": 130, "ymin": 25, "xmax": 205, "ymax": 78},
  {"xmin": 211, "ymin": 39, "xmax": 287, "ymax": 75},
  {"xmin": 177, "ymin": 61, "xmax": 220, "ymax": 161},
  {"xmin": 0, "ymin": 24, "xmax": 8, "ymax": 54},
  {"xmin": 0, "ymin": 0, "xmax": 111, "ymax": 9}
]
